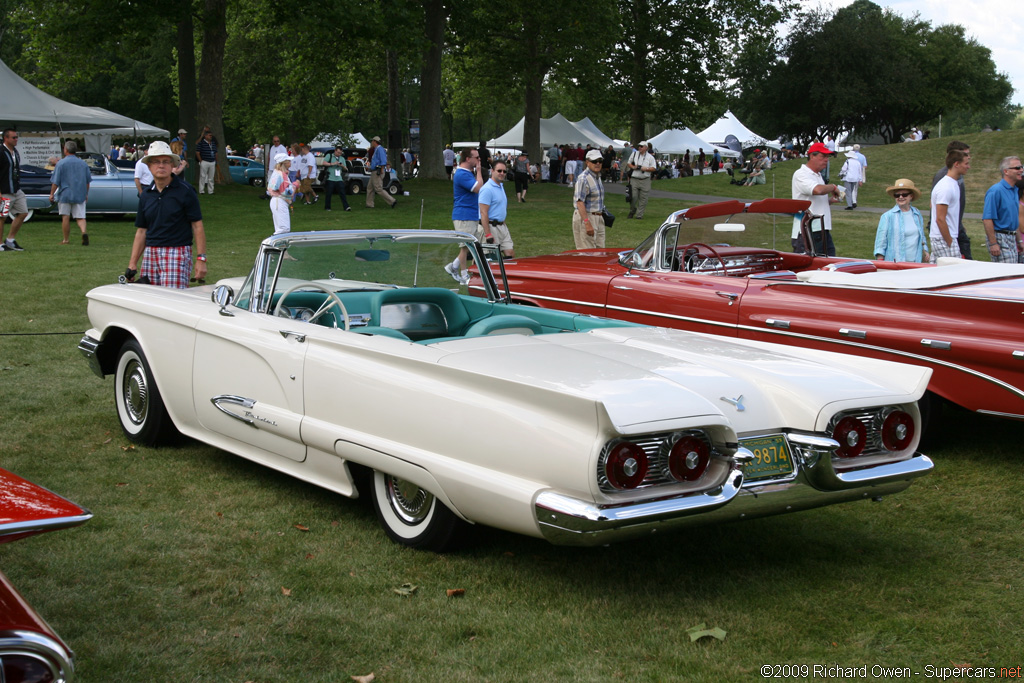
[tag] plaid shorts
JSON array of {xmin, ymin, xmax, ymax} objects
[
  {"xmin": 929, "ymin": 236, "xmax": 961, "ymax": 262},
  {"xmin": 141, "ymin": 245, "xmax": 192, "ymax": 289},
  {"xmin": 987, "ymin": 231, "xmax": 1018, "ymax": 263}
]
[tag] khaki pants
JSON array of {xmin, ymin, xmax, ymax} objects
[
  {"xmin": 366, "ymin": 170, "xmax": 395, "ymax": 208},
  {"xmin": 629, "ymin": 175, "xmax": 651, "ymax": 218},
  {"xmin": 572, "ymin": 212, "xmax": 605, "ymax": 249}
]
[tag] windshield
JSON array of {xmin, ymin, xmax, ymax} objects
[{"xmin": 237, "ymin": 232, "xmax": 492, "ymax": 313}]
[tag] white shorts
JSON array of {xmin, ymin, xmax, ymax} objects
[{"xmin": 58, "ymin": 202, "xmax": 86, "ymax": 219}]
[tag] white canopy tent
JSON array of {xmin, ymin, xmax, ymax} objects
[
  {"xmin": 698, "ymin": 111, "xmax": 780, "ymax": 151},
  {"xmin": 310, "ymin": 132, "xmax": 371, "ymax": 149},
  {"xmin": 0, "ymin": 59, "xmax": 136, "ymax": 131},
  {"xmin": 647, "ymin": 128, "xmax": 741, "ymax": 158},
  {"xmin": 487, "ymin": 113, "xmax": 607, "ymax": 149},
  {"xmin": 69, "ymin": 108, "xmax": 169, "ymax": 154},
  {"xmin": 569, "ymin": 117, "xmax": 618, "ymax": 149}
]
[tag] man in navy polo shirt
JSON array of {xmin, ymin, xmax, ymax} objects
[
  {"xmin": 981, "ymin": 156, "xmax": 1024, "ymax": 263},
  {"xmin": 128, "ymin": 141, "xmax": 207, "ymax": 288}
]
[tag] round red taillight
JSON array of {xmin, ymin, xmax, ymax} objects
[
  {"xmin": 668, "ymin": 435, "xmax": 710, "ymax": 481},
  {"xmin": 882, "ymin": 410, "xmax": 915, "ymax": 451},
  {"xmin": 605, "ymin": 442, "xmax": 648, "ymax": 489},
  {"xmin": 832, "ymin": 416, "xmax": 867, "ymax": 458}
]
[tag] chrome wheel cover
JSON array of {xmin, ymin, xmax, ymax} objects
[
  {"xmin": 385, "ymin": 476, "xmax": 433, "ymax": 525},
  {"xmin": 121, "ymin": 359, "xmax": 149, "ymax": 426}
]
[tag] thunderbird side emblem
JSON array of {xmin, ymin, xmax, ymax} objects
[{"xmin": 720, "ymin": 395, "xmax": 745, "ymax": 412}]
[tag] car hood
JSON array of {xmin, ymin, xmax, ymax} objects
[{"xmin": 432, "ymin": 326, "xmax": 930, "ymax": 433}]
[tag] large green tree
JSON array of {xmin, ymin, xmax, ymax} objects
[{"xmin": 737, "ymin": 0, "xmax": 1013, "ymax": 144}]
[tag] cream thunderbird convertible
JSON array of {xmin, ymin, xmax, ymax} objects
[{"xmin": 79, "ymin": 230, "xmax": 934, "ymax": 551}]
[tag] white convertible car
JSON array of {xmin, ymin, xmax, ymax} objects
[{"xmin": 79, "ymin": 230, "xmax": 934, "ymax": 550}]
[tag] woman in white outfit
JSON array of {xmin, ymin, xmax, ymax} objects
[{"xmin": 267, "ymin": 153, "xmax": 297, "ymax": 235}]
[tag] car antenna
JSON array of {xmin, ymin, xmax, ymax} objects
[{"xmin": 419, "ymin": 199, "xmax": 424, "ymax": 230}]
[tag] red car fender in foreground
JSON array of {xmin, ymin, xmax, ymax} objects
[{"xmin": 0, "ymin": 468, "xmax": 92, "ymax": 682}]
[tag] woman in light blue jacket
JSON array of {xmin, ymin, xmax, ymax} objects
[{"xmin": 873, "ymin": 178, "xmax": 928, "ymax": 262}]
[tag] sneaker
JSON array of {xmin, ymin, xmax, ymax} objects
[
  {"xmin": 0, "ymin": 243, "xmax": 6, "ymax": 252},
  {"xmin": 444, "ymin": 262, "xmax": 462, "ymax": 283},
  {"xmin": 5, "ymin": 240, "xmax": 24, "ymax": 251},
  {"xmin": 391, "ymin": 201, "xmax": 398, "ymax": 209},
  {"xmin": 345, "ymin": 206, "xmax": 351, "ymax": 212},
  {"xmin": 458, "ymin": 272, "xmax": 472, "ymax": 286},
  {"xmin": 82, "ymin": 233, "xmax": 89, "ymax": 246}
]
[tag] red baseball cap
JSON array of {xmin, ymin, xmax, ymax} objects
[{"xmin": 807, "ymin": 142, "xmax": 835, "ymax": 156}]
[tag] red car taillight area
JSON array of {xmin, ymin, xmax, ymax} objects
[
  {"xmin": 668, "ymin": 435, "xmax": 710, "ymax": 482},
  {"xmin": 604, "ymin": 442, "xmax": 648, "ymax": 489},
  {"xmin": 881, "ymin": 410, "xmax": 915, "ymax": 452},
  {"xmin": 832, "ymin": 416, "xmax": 867, "ymax": 458}
]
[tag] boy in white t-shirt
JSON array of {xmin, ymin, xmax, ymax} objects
[{"xmin": 930, "ymin": 149, "xmax": 970, "ymax": 261}]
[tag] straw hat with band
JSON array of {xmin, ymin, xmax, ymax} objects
[{"xmin": 886, "ymin": 178, "xmax": 920, "ymax": 201}]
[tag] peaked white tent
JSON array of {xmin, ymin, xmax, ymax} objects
[
  {"xmin": 569, "ymin": 117, "xmax": 618, "ymax": 149},
  {"xmin": 72, "ymin": 108, "xmax": 169, "ymax": 155},
  {"xmin": 310, "ymin": 132, "xmax": 371, "ymax": 148},
  {"xmin": 0, "ymin": 59, "xmax": 136, "ymax": 131},
  {"xmin": 698, "ymin": 111, "xmax": 780, "ymax": 150},
  {"xmin": 487, "ymin": 113, "xmax": 606, "ymax": 149},
  {"xmin": 647, "ymin": 128, "xmax": 740, "ymax": 158}
]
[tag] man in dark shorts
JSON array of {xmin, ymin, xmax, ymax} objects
[{"xmin": 127, "ymin": 141, "xmax": 207, "ymax": 288}]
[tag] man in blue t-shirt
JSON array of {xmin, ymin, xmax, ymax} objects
[
  {"xmin": 444, "ymin": 148, "xmax": 483, "ymax": 285},
  {"xmin": 981, "ymin": 156, "xmax": 1024, "ymax": 263}
]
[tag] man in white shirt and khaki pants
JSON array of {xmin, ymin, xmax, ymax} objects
[{"xmin": 627, "ymin": 141, "xmax": 656, "ymax": 220}]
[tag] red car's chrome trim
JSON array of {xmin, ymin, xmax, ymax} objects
[{"xmin": 0, "ymin": 470, "xmax": 92, "ymax": 542}]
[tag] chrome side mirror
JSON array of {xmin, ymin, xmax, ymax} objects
[{"xmin": 212, "ymin": 284, "xmax": 235, "ymax": 316}]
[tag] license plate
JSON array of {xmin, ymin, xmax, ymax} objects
[{"xmin": 741, "ymin": 435, "xmax": 794, "ymax": 482}]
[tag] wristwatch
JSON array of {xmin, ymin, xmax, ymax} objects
[{"xmin": 196, "ymin": 253, "xmax": 207, "ymax": 262}]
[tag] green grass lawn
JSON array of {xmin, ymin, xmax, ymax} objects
[{"xmin": 2, "ymin": 151, "xmax": 1024, "ymax": 681}]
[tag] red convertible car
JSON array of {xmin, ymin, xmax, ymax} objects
[
  {"xmin": 480, "ymin": 198, "xmax": 1024, "ymax": 427},
  {"xmin": 0, "ymin": 468, "xmax": 91, "ymax": 682}
]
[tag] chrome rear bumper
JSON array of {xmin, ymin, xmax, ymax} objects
[{"xmin": 534, "ymin": 452, "xmax": 933, "ymax": 546}]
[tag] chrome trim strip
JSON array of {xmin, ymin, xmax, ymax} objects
[
  {"xmin": 734, "ymin": 324, "xmax": 1024, "ymax": 403},
  {"xmin": 0, "ymin": 630, "xmax": 74, "ymax": 683},
  {"xmin": 211, "ymin": 395, "xmax": 257, "ymax": 426},
  {"xmin": 976, "ymin": 409, "xmax": 1024, "ymax": 419},
  {"xmin": 1013, "ymin": 351, "xmax": 1024, "ymax": 359},
  {"xmin": 839, "ymin": 328, "xmax": 866, "ymax": 339},
  {"xmin": 921, "ymin": 339, "xmax": 952, "ymax": 350},
  {"xmin": 0, "ymin": 511, "xmax": 93, "ymax": 538}
]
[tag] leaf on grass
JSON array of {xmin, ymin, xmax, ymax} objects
[
  {"xmin": 351, "ymin": 674, "xmax": 375, "ymax": 683},
  {"xmin": 446, "ymin": 588, "xmax": 466, "ymax": 598},
  {"xmin": 115, "ymin": 482, "xmax": 128, "ymax": 487},
  {"xmin": 102, "ymin": 437, "xmax": 112, "ymax": 444},
  {"xmin": 294, "ymin": 524, "xmax": 310, "ymax": 532},
  {"xmin": 120, "ymin": 444, "xmax": 135, "ymax": 452},
  {"xmin": 393, "ymin": 583, "xmax": 418, "ymax": 597},
  {"xmin": 305, "ymin": 553, "xmax": 315, "ymax": 560},
  {"xmin": 281, "ymin": 586, "xmax": 292, "ymax": 596},
  {"xmin": 686, "ymin": 623, "xmax": 726, "ymax": 642}
]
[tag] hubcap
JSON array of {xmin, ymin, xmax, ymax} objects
[
  {"xmin": 122, "ymin": 359, "xmax": 149, "ymax": 425},
  {"xmin": 386, "ymin": 476, "xmax": 433, "ymax": 525}
]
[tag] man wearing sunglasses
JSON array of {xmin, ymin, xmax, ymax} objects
[
  {"xmin": 981, "ymin": 156, "xmax": 1024, "ymax": 263},
  {"xmin": 478, "ymin": 162, "xmax": 514, "ymax": 259}
]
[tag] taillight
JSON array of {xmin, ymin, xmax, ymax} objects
[
  {"xmin": 881, "ymin": 410, "xmax": 915, "ymax": 451},
  {"xmin": 604, "ymin": 442, "xmax": 648, "ymax": 489},
  {"xmin": 668, "ymin": 435, "xmax": 710, "ymax": 481},
  {"xmin": 832, "ymin": 416, "xmax": 867, "ymax": 458}
]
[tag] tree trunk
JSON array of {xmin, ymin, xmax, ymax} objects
[
  {"xmin": 386, "ymin": 49, "xmax": 402, "ymax": 179},
  {"xmin": 628, "ymin": 0, "xmax": 647, "ymax": 144},
  {"xmin": 175, "ymin": 3, "xmax": 197, "ymax": 172},
  {"xmin": 196, "ymin": 0, "xmax": 228, "ymax": 184},
  {"xmin": 522, "ymin": 32, "xmax": 544, "ymax": 163},
  {"xmin": 418, "ymin": 0, "xmax": 446, "ymax": 180}
]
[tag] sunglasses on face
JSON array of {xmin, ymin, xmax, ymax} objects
[
  {"xmin": 1008, "ymin": 166, "xmax": 1024, "ymax": 171},
  {"xmin": 893, "ymin": 192, "xmax": 912, "ymax": 198},
  {"xmin": 494, "ymin": 169, "xmax": 507, "ymax": 174}
]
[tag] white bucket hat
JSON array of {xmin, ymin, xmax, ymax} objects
[{"xmin": 140, "ymin": 141, "xmax": 178, "ymax": 164}]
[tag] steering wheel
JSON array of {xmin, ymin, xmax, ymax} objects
[
  {"xmin": 273, "ymin": 282, "xmax": 350, "ymax": 330},
  {"xmin": 678, "ymin": 243, "xmax": 729, "ymax": 276}
]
